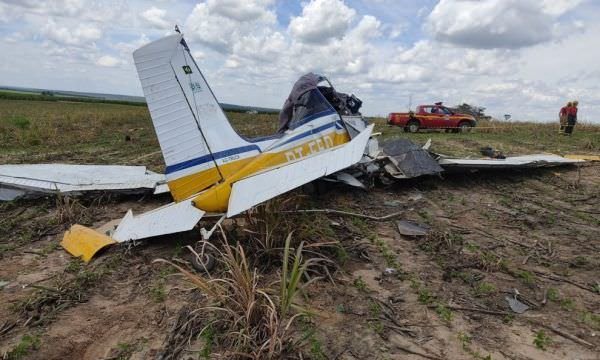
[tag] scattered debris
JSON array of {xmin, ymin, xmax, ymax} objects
[
  {"xmin": 396, "ymin": 220, "xmax": 430, "ymax": 237},
  {"xmin": 505, "ymin": 294, "xmax": 529, "ymax": 314},
  {"xmin": 380, "ymin": 139, "xmax": 443, "ymax": 179},
  {"xmin": 383, "ymin": 268, "xmax": 398, "ymax": 277},
  {"xmin": 480, "ymin": 146, "xmax": 506, "ymax": 159}
]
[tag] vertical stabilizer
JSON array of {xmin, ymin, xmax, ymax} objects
[{"xmin": 133, "ymin": 34, "xmax": 259, "ymax": 201}]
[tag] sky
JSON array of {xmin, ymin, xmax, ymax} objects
[{"xmin": 0, "ymin": 0, "xmax": 599, "ymax": 123}]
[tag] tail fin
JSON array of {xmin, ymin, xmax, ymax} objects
[{"xmin": 133, "ymin": 34, "xmax": 259, "ymax": 201}]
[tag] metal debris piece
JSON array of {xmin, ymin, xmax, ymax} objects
[
  {"xmin": 396, "ymin": 220, "xmax": 430, "ymax": 237},
  {"xmin": 383, "ymin": 268, "xmax": 398, "ymax": 276},
  {"xmin": 380, "ymin": 139, "xmax": 443, "ymax": 179},
  {"xmin": 0, "ymin": 164, "xmax": 167, "ymax": 201},
  {"xmin": 334, "ymin": 172, "xmax": 366, "ymax": 189},
  {"xmin": 505, "ymin": 295, "xmax": 529, "ymax": 314}
]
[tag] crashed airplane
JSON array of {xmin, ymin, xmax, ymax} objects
[
  {"xmin": 61, "ymin": 33, "xmax": 377, "ymax": 261},
  {"xmin": 0, "ymin": 32, "xmax": 581, "ymax": 263}
]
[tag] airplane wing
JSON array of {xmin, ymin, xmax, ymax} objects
[{"xmin": 227, "ymin": 124, "xmax": 374, "ymax": 217}]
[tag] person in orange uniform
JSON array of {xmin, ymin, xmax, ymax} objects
[
  {"xmin": 565, "ymin": 100, "xmax": 578, "ymax": 135},
  {"xmin": 559, "ymin": 102, "xmax": 571, "ymax": 133}
]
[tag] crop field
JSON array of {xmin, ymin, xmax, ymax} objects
[{"xmin": 0, "ymin": 98, "xmax": 599, "ymax": 359}]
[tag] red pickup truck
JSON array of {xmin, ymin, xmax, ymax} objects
[{"xmin": 387, "ymin": 104, "xmax": 477, "ymax": 133}]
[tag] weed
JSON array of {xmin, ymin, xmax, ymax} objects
[
  {"xmin": 409, "ymin": 277, "xmax": 421, "ymax": 290},
  {"xmin": 559, "ymin": 298, "xmax": 575, "ymax": 311},
  {"xmin": 418, "ymin": 288, "xmax": 435, "ymax": 305},
  {"xmin": 368, "ymin": 300, "xmax": 382, "ymax": 317},
  {"xmin": 149, "ymin": 279, "xmax": 166, "ymax": 303},
  {"xmin": 502, "ymin": 314, "xmax": 515, "ymax": 324},
  {"xmin": 371, "ymin": 235, "xmax": 399, "ymax": 269},
  {"xmin": 65, "ymin": 258, "xmax": 83, "ymax": 273},
  {"xmin": 334, "ymin": 244, "xmax": 349, "ymax": 265},
  {"xmin": 199, "ymin": 324, "xmax": 215, "ymax": 359},
  {"xmin": 299, "ymin": 320, "xmax": 326, "ymax": 360},
  {"xmin": 473, "ymin": 282, "xmax": 496, "ymax": 297},
  {"xmin": 457, "ymin": 332, "xmax": 492, "ymax": 360},
  {"xmin": 369, "ymin": 320, "xmax": 385, "ymax": 335},
  {"xmin": 353, "ymin": 276, "xmax": 369, "ymax": 293},
  {"xmin": 8, "ymin": 115, "xmax": 31, "ymax": 129},
  {"xmin": 464, "ymin": 242, "xmax": 479, "ymax": 252},
  {"xmin": 546, "ymin": 288, "xmax": 559, "ymax": 302},
  {"xmin": 4, "ymin": 334, "xmax": 40, "ymax": 360},
  {"xmin": 435, "ymin": 304, "xmax": 453, "ymax": 322},
  {"xmin": 457, "ymin": 332, "xmax": 471, "ymax": 349},
  {"xmin": 308, "ymin": 334, "xmax": 326, "ymax": 360},
  {"xmin": 335, "ymin": 304, "xmax": 346, "ymax": 313},
  {"xmin": 114, "ymin": 342, "xmax": 136, "ymax": 360},
  {"xmin": 516, "ymin": 270, "xmax": 536, "ymax": 286},
  {"xmin": 533, "ymin": 330, "xmax": 552, "ymax": 350},
  {"xmin": 579, "ymin": 311, "xmax": 600, "ymax": 330},
  {"xmin": 281, "ymin": 233, "xmax": 320, "ymax": 318}
]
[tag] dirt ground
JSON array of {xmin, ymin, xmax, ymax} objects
[{"xmin": 1, "ymin": 160, "xmax": 598, "ymax": 359}]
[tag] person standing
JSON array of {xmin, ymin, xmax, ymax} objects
[
  {"xmin": 565, "ymin": 100, "xmax": 578, "ymax": 135},
  {"xmin": 559, "ymin": 102, "xmax": 571, "ymax": 133}
]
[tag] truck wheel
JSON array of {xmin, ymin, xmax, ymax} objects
[
  {"xmin": 457, "ymin": 122, "xmax": 472, "ymax": 133},
  {"xmin": 406, "ymin": 120, "xmax": 420, "ymax": 133}
]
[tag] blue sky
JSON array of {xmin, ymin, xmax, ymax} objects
[{"xmin": 0, "ymin": 0, "xmax": 598, "ymax": 123}]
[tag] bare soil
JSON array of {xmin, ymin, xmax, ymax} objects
[{"xmin": 1, "ymin": 162, "xmax": 598, "ymax": 359}]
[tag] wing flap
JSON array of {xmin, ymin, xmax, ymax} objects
[{"xmin": 227, "ymin": 125, "xmax": 373, "ymax": 217}]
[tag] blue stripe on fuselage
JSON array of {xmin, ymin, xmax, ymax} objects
[
  {"xmin": 165, "ymin": 118, "xmax": 345, "ymax": 175},
  {"xmin": 165, "ymin": 145, "xmax": 260, "ymax": 174}
]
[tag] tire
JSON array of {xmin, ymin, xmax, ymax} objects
[
  {"xmin": 190, "ymin": 247, "xmax": 216, "ymax": 273},
  {"xmin": 457, "ymin": 121, "xmax": 472, "ymax": 133},
  {"xmin": 406, "ymin": 120, "xmax": 420, "ymax": 133}
]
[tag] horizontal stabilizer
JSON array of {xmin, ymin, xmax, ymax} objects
[
  {"xmin": 227, "ymin": 125, "xmax": 373, "ymax": 217},
  {"xmin": 112, "ymin": 199, "xmax": 205, "ymax": 242}
]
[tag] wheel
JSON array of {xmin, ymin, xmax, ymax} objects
[
  {"xmin": 458, "ymin": 122, "xmax": 472, "ymax": 133},
  {"xmin": 190, "ymin": 245, "xmax": 216, "ymax": 273},
  {"xmin": 406, "ymin": 120, "xmax": 419, "ymax": 133}
]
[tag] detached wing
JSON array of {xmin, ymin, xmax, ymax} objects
[{"xmin": 227, "ymin": 125, "xmax": 373, "ymax": 217}]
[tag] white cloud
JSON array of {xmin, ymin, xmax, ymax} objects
[
  {"xmin": 206, "ymin": 0, "xmax": 274, "ymax": 22},
  {"xmin": 95, "ymin": 55, "xmax": 121, "ymax": 67},
  {"xmin": 540, "ymin": 0, "xmax": 583, "ymax": 16},
  {"xmin": 140, "ymin": 6, "xmax": 171, "ymax": 30},
  {"xmin": 289, "ymin": 0, "xmax": 356, "ymax": 44},
  {"xmin": 41, "ymin": 20, "xmax": 102, "ymax": 46},
  {"xmin": 427, "ymin": 0, "xmax": 559, "ymax": 49},
  {"xmin": 184, "ymin": 1, "xmax": 276, "ymax": 53}
]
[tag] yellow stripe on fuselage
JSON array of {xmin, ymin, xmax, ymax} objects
[{"xmin": 167, "ymin": 130, "xmax": 350, "ymax": 209}]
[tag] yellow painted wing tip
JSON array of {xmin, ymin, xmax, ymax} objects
[
  {"xmin": 564, "ymin": 154, "xmax": 599, "ymax": 161},
  {"xmin": 61, "ymin": 224, "xmax": 117, "ymax": 263}
]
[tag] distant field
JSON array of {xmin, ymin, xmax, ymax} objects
[{"xmin": 1, "ymin": 98, "xmax": 598, "ymax": 171}]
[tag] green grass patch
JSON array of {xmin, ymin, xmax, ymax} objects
[{"xmin": 5, "ymin": 334, "xmax": 41, "ymax": 360}]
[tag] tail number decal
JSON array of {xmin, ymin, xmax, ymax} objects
[{"xmin": 285, "ymin": 135, "xmax": 334, "ymax": 162}]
